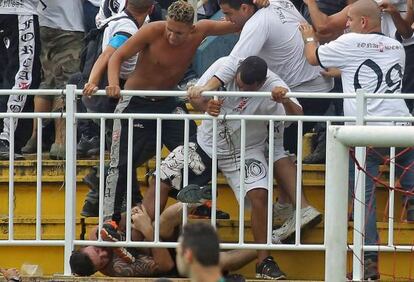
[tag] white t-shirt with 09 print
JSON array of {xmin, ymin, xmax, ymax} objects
[
  {"xmin": 196, "ymin": 57, "xmax": 300, "ymax": 158},
  {"xmin": 316, "ymin": 32, "xmax": 411, "ymax": 125}
]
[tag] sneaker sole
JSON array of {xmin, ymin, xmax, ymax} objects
[
  {"xmin": 255, "ymin": 273, "xmax": 286, "ymax": 280},
  {"xmin": 177, "ymin": 184, "xmax": 212, "ymax": 204},
  {"xmin": 100, "ymin": 228, "xmax": 135, "ymax": 263},
  {"xmin": 281, "ymin": 213, "xmax": 323, "ymax": 244}
]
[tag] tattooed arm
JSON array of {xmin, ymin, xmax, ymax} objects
[
  {"xmin": 102, "ymin": 254, "xmax": 161, "ymax": 277},
  {"xmin": 132, "ymin": 206, "xmax": 175, "ymax": 273}
]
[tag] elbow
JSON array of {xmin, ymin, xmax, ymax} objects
[
  {"xmin": 306, "ymin": 54, "xmax": 319, "ymax": 66},
  {"xmin": 313, "ymin": 23, "xmax": 330, "ymax": 36}
]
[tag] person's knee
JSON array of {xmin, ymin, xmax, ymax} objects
[{"xmin": 247, "ymin": 188, "xmax": 268, "ymax": 207}]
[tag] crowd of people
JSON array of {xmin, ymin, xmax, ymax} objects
[{"xmin": 2, "ymin": 0, "xmax": 414, "ymax": 280}]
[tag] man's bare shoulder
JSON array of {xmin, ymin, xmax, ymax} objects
[{"xmin": 139, "ymin": 21, "xmax": 167, "ymax": 37}]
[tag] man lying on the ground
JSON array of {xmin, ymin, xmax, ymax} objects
[{"xmin": 70, "ymin": 203, "xmax": 256, "ymax": 277}]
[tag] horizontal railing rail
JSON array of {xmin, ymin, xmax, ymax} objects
[{"xmin": 0, "ymin": 85, "xmax": 413, "ymax": 279}]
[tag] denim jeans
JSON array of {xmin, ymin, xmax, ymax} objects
[
  {"xmin": 83, "ymin": 1, "xmax": 99, "ymax": 33},
  {"xmin": 349, "ymin": 147, "xmax": 414, "ymax": 261}
]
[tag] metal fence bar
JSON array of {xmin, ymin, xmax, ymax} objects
[
  {"xmin": 238, "ymin": 119, "xmax": 246, "ymax": 244},
  {"xmin": 72, "ymin": 240, "xmax": 326, "ymax": 250},
  {"xmin": 8, "ymin": 117, "xmax": 15, "ymax": 241},
  {"xmin": 211, "ymin": 97, "xmax": 218, "ymax": 226},
  {"xmin": 353, "ymin": 90, "xmax": 367, "ymax": 281},
  {"xmin": 35, "ymin": 118, "xmax": 43, "ymax": 240},
  {"xmin": 98, "ymin": 118, "xmax": 106, "ymax": 240},
  {"xmin": 182, "ymin": 118, "xmax": 190, "ymax": 224},
  {"xmin": 388, "ymin": 146, "xmax": 396, "ymax": 246},
  {"xmin": 126, "ymin": 118, "xmax": 133, "ymax": 242},
  {"xmin": 154, "ymin": 118, "xmax": 162, "ymax": 242},
  {"xmin": 295, "ymin": 120, "xmax": 303, "ymax": 245},
  {"xmin": 267, "ymin": 120, "xmax": 275, "ymax": 245},
  {"xmin": 63, "ymin": 84, "xmax": 77, "ymax": 275}
]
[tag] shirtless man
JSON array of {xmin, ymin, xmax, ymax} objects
[
  {"xmin": 101, "ymin": 0, "xmax": 249, "ymax": 227},
  {"xmin": 70, "ymin": 203, "xmax": 257, "ymax": 277}
]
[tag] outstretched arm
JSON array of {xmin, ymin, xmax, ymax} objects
[
  {"xmin": 304, "ymin": 0, "xmax": 349, "ymax": 42},
  {"xmin": 107, "ymin": 24, "xmax": 154, "ymax": 98},
  {"xmin": 379, "ymin": 0, "xmax": 413, "ymax": 39},
  {"xmin": 197, "ymin": 19, "xmax": 240, "ymax": 36},
  {"xmin": 83, "ymin": 46, "xmax": 116, "ymax": 96}
]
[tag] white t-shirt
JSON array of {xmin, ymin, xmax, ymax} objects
[
  {"xmin": 96, "ymin": 0, "xmax": 127, "ymax": 28},
  {"xmin": 0, "ymin": 0, "xmax": 38, "ymax": 15},
  {"xmin": 197, "ymin": 57, "xmax": 300, "ymax": 158},
  {"xmin": 101, "ymin": 11, "xmax": 139, "ymax": 79},
  {"xmin": 317, "ymin": 32, "xmax": 411, "ymax": 125},
  {"xmin": 37, "ymin": 0, "xmax": 84, "ymax": 32},
  {"xmin": 379, "ymin": 0, "xmax": 414, "ymax": 46},
  {"xmin": 214, "ymin": 0, "xmax": 329, "ymax": 89}
]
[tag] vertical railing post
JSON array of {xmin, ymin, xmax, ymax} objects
[
  {"xmin": 353, "ymin": 89, "xmax": 367, "ymax": 280},
  {"xmin": 325, "ymin": 126, "xmax": 349, "ymax": 282},
  {"xmin": 64, "ymin": 84, "xmax": 77, "ymax": 275}
]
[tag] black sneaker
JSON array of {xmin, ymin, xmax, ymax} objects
[
  {"xmin": 83, "ymin": 168, "xmax": 99, "ymax": 191},
  {"xmin": 77, "ymin": 134, "xmax": 100, "ymax": 157},
  {"xmin": 189, "ymin": 202, "xmax": 230, "ymax": 219},
  {"xmin": 0, "ymin": 139, "xmax": 23, "ymax": 160},
  {"xmin": 80, "ymin": 199, "xmax": 99, "ymax": 217},
  {"xmin": 346, "ymin": 258, "xmax": 380, "ymax": 281},
  {"xmin": 177, "ymin": 184, "xmax": 212, "ymax": 204},
  {"xmin": 0, "ymin": 139, "xmax": 10, "ymax": 157},
  {"xmin": 256, "ymin": 256, "xmax": 286, "ymax": 280}
]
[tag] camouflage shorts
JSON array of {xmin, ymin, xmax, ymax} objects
[{"xmin": 39, "ymin": 26, "xmax": 84, "ymax": 102}]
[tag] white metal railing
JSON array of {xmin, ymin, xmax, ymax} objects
[{"xmin": 0, "ymin": 85, "xmax": 413, "ymax": 280}]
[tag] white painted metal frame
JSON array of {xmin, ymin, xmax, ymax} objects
[
  {"xmin": 1, "ymin": 86, "xmax": 414, "ymax": 280},
  {"xmin": 325, "ymin": 125, "xmax": 414, "ymax": 282}
]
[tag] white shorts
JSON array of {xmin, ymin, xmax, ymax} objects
[
  {"xmin": 267, "ymin": 123, "xmax": 289, "ymax": 162},
  {"xmin": 218, "ymin": 148, "xmax": 269, "ymax": 202}
]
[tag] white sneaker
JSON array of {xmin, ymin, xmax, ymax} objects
[
  {"xmin": 273, "ymin": 202, "xmax": 293, "ymax": 223},
  {"xmin": 272, "ymin": 206, "xmax": 322, "ymax": 244}
]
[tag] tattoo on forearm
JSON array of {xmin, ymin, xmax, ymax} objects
[{"xmin": 106, "ymin": 254, "xmax": 160, "ymax": 277}]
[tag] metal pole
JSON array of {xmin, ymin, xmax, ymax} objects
[
  {"xmin": 295, "ymin": 121, "xmax": 303, "ymax": 244},
  {"xmin": 183, "ymin": 118, "xmax": 190, "ymax": 224},
  {"xmin": 267, "ymin": 120, "xmax": 274, "ymax": 244},
  {"xmin": 35, "ymin": 118, "xmax": 43, "ymax": 240},
  {"xmin": 325, "ymin": 126, "xmax": 350, "ymax": 282},
  {"xmin": 64, "ymin": 85, "xmax": 77, "ymax": 276},
  {"xmin": 353, "ymin": 89, "xmax": 367, "ymax": 280}
]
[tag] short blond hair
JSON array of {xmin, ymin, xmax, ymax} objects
[{"xmin": 167, "ymin": 0, "xmax": 194, "ymax": 24}]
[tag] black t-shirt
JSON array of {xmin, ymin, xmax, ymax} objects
[{"xmin": 298, "ymin": 0, "xmax": 348, "ymax": 23}]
